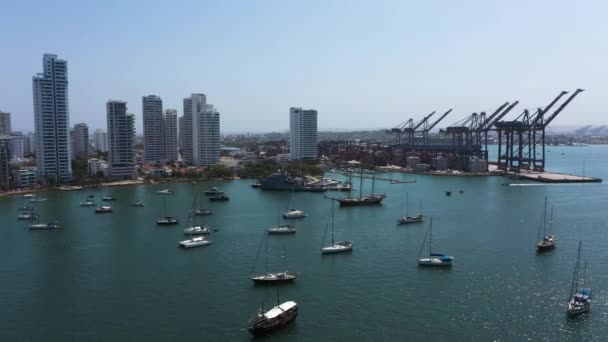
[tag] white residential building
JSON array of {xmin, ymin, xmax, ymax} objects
[
  {"xmin": 87, "ymin": 158, "xmax": 107, "ymax": 176},
  {"xmin": 107, "ymin": 101, "xmax": 136, "ymax": 180},
  {"xmin": 72, "ymin": 123, "xmax": 89, "ymax": 158},
  {"xmin": 182, "ymin": 94, "xmax": 220, "ymax": 166},
  {"xmin": 142, "ymin": 95, "xmax": 163, "ymax": 163},
  {"xmin": 289, "ymin": 107, "xmax": 318, "ymax": 160},
  {"xmin": 0, "ymin": 111, "xmax": 10, "ymax": 136},
  {"xmin": 162, "ymin": 109, "xmax": 178, "ymax": 162},
  {"xmin": 23, "ymin": 132, "xmax": 36, "ymax": 155},
  {"xmin": 9, "ymin": 132, "xmax": 25, "ymax": 161},
  {"xmin": 93, "ymin": 129, "xmax": 108, "ymax": 153},
  {"xmin": 33, "ymin": 54, "xmax": 72, "ymax": 183}
]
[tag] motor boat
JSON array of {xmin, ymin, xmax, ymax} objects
[
  {"xmin": 267, "ymin": 225, "xmax": 296, "ymax": 234},
  {"xmin": 183, "ymin": 225, "xmax": 211, "ymax": 235},
  {"xmin": 94, "ymin": 206, "xmax": 113, "ymax": 213}
]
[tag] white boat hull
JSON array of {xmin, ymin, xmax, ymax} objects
[
  {"xmin": 417, "ymin": 257, "xmax": 453, "ymax": 267},
  {"xmin": 29, "ymin": 224, "xmax": 59, "ymax": 230},
  {"xmin": 179, "ymin": 239, "xmax": 213, "ymax": 248},
  {"xmin": 184, "ymin": 226, "xmax": 210, "ymax": 235},
  {"xmin": 321, "ymin": 245, "xmax": 353, "ymax": 254}
]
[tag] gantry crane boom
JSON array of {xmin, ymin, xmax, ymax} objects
[{"xmin": 543, "ymin": 89, "xmax": 584, "ymax": 128}]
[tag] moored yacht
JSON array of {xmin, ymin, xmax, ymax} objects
[
  {"xmin": 204, "ymin": 187, "xmax": 223, "ymax": 196},
  {"xmin": 29, "ymin": 222, "xmax": 60, "ymax": 230},
  {"xmin": 80, "ymin": 200, "xmax": 96, "ymax": 207},
  {"xmin": 179, "ymin": 236, "xmax": 212, "ymax": 248},
  {"xmin": 94, "ymin": 206, "xmax": 113, "ymax": 213},
  {"xmin": 282, "ymin": 209, "xmax": 307, "ymax": 219},
  {"xmin": 417, "ymin": 218, "xmax": 453, "ymax": 267},
  {"xmin": 131, "ymin": 201, "xmax": 144, "ymax": 207},
  {"xmin": 102, "ymin": 196, "xmax": 117, "ymax": 201},
  {"xmin": 156, "ymin": 188, "xmax": 174, "ymax": 195},
  {"xmin": 397, "ymin": 213, "xmax": 423, "ymax": 225},
  {"xmin": 156, "ymin": 198, "xmax": 179, "ymax": 225},
  {"xmin": 321, "ymin": 200, "xmax": 353, "ymax": 254},
  {"xmin": 183, "ymin": 225, "xmax": 211, "ymax": 235},
  {"xmin": 251, "ymin": 271, "xmax": 296, "ymax": 284},
  {"xmin": 567, "ymin": 242, "xmax": 591, "ymax": 317},
  {"xmin": 17, "ymin": 212, "xmax": 36, "ymax": 220},
  {"xmin": 247, "ymin": 300, "xmax": 298, "ymax": 336},
  {"xmin": 191, "ymin": 208, "xmax": 213, "ymax": 216},
  {"xmin": 536, "ymin": 197, "xmax": 556, "ymax": 251},
  {"xmin": 321, "ymin": 240, "xmax": 353, "ymax": 254},
  {"xmin": 267, "ymin": 225, "xmax": 296, "ymax": 234}
]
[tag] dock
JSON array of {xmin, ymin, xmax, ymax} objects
[{"xmin": 511, "ymin": 171, "xmax": 602, "ymax": 183}]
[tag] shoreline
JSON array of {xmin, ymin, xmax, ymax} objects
[{"xmin": 0, "ymin": 177, "xmax": 244, "ymax": 198}]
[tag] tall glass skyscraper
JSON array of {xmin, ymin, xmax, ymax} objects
[{"xmin": 33, "ymin": 54, "xmax": 72, "ymax": 183}]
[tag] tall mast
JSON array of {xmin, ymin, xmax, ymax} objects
[
  {"xmin": 542, "ymin": 196, "xmax": 547, "ymax": 237},
  {"xmin": 429, "ymin": 217, "xmax": 433, "ymax": 255},
  {"xmin": 264, "ymin": 231, "xmax": 268, "ymax": 275},
  {"xmin": 358, "ymin": 167, "xmax": 363, "ymax": 199},
  {"xmin": 371, "ymin": 171, "xmax": 376, "ymax": 195},
  {"xmin": 549, "ymin": 206, "xmax": 554, "ymax": 234},
  {"xmin": 331, "ymin": 200, "xmax": 335, "ymax": 244},
  {"xmin": 406, "ymin": 192, "xmax": 409, "ymax": 217},
  {"xmin": 569, "ymin": 241, "xmax": 582, "ymax": 299}
]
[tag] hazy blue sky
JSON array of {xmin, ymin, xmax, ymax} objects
[{"xmin": 1, "ymin": 0, "xmax": 606, "ymax": 133}]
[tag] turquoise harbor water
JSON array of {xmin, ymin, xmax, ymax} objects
[{"xmin": 1, "ymin": 145, "xmax": 607, "ymax": 341}]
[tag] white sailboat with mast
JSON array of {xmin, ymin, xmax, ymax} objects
[
  {"xmin": 321, "ymin": 200, "xmax": 352, "ymax": 254},
  {"xmin": 397, "ymin": 192, "xmax": 423, "ymax": 225},
  {"xmin": 28, "ymin": 198, "xmax": 60, "ymax": 230},
  {"xmin": 417, "ymin": 218, "xmax": 453, "ymax": 266},
  {"xmin": 536, "ymin": 196, "xmax": 556, "ymax": 251},
  {"xmin": 183, "ymin": 196, "xmax": 210, "ymax": 235},
  {"xmin": 251, "ymin": 231, "xmax": 296, "ymax": 283},
  {"xmin": 268, "ymin": 201, "xmax": 296, "ymax": 234},
  {"xmin": 567, "ymin": 241, "xmax": 591, "ymax": 317}
]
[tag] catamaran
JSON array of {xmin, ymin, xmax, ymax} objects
[
  {"xmin": 567, "ymin": 241, "xmax": 591, "ymax": 317},
  {"xmin": 397, "ymin": 193, "xmax": 423, "ymax": 225},
  {"xmin": 247, "ymin": 288, "xmax": 298, "ymax": 337},
  {"xmin": 536, "ymin": 196, "xmax": 556, "ymax": 251},
  {"xmin": 179, "ymin": 236, "xmax": 212, "ymax": 248},
  {"xmin": 417, "ymin": 218, "xmax": 453, "ymax": 267},
  {"xmin": 321, "ymin": 200, "xmax": 352, "ymax": 254}
]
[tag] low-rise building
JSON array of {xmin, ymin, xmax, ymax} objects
[
  {"xmin": 406, "ymin": 156, "xmax": 421, "ymax": 170},
  {"xmin": 469, "ymin": 158, "xmax": 488, "ymax": 173},
  {"xmin": 432, "ymin": 156, "xmax": 448, "ymax": 171},
  {"xmin": 88, "ymin": 158, "xmax": 108, "ymax": 176},
  {"xmin": 15, "ymin": 168, "xmax": 37, "ymax": 187}
]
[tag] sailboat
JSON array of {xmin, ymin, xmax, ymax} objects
[
  {"xmin": 251, "ymin": 232, "xmax": 296, "ymax": 283},
  {"xmin": 536, "ymin": 196, "xmax": 556, "ymax": 251},
  {"xmin": 397, "ymin": 193, "xmax": 423, "ymax": 225},
  {"xmin": 567, "ymin": 241, "xmax": 591, "ymax": 317},
  {"xmin": 321, "ymin": 200, "xmax": 353, "ymax": 254},
  {"xmin": 247, "ymin": 288, "xmax": 298, "ymax": 336},
  {"xmin": 268, "ymin": 202, "xmax": 296, "ymax": 234},
  {"xmin": 156, "ymin": 198, "xmax": 179, "ymax": 225},
  {"xmin": 183, "ymin": 197, "xmax": 211, "ymax": 235},
  {"xmin": 80, "ymin": 195, "xmax": 96, "ymax": 207},
  {"xmin": 327, "ymin": 168, "xmax": 385, "ymax": 206},
  {"xmin": 282, "ymin": 191, "xmax": 306, "ymax": 219},
  {"xmin": 417, "ymin": 218, "xmax": 453, "ymax": 266},
  {"xmin": 190, "ymin": 192, "xmax": 213, "ymax": 216},
  {"xmin": 28, "ymin": 198, "xmax": 59, "ymax": 230}
]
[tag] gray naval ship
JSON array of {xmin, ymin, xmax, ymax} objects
[{"xmin": 259, "ymin": 173, "xmax": 327, "ymax": 192}]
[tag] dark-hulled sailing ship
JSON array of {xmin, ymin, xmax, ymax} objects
[
  {"xmin": 247, "ymin": 289, "xmax": 298, "ymax": 336},
  {"xmin": 326, "ymin": 169, "xmax": 385, "ymax": 206}
]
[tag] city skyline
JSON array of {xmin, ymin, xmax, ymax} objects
[{"xmin": 1, "ymin": 1, "xmax": 607, "ymax": 134}]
